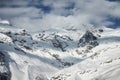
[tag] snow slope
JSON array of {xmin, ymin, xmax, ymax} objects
[{"xmin": 0, "ymin": 21, "xmax": 120, "ymax": 80}]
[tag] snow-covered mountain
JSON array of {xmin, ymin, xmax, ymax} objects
[{"xmin": 0, "ymin": 20, "xmax": 120, "ymax": 80}]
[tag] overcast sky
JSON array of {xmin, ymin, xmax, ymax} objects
[{"xmin": 0, "ymin": 0, "xmax": 120, "ymax": 31}]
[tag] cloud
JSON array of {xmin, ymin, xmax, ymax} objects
[
  {"xmin": 0, "ymin": 0, "xmax": 120, "ymax": 32},
  {"xmin": 0, "ymin": 7, "xmax": 43, "ymax": 19},
  {"xmin": 0, "ymin": 0, "xmax": 29, "ymax": 7},
  {"xmin": 107, "ymin": 0, "xmax": 120, "ymax": 2}
]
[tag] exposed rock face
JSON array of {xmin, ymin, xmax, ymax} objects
[
  {"xmin": 35, "ymin": 75, "xmax": 48, "ymax": 80},
  {"xmin": 78, "ymin": 31, "xmax": 98, "ymax": 47},
  {"xmin": 51, "ymin": 35, "xmax": 68, "ymax": 52},
  {"xmin": 98, "ymin": 29, "xmax": 103, "ymax": 33},
  {"xmin": 0, "ymin": 52, "xmax": 11, "ymax": 80}
]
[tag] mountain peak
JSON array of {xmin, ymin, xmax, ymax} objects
[{"xmin": 78, "ymin": 30, "xmax": 98, "ymax": 47}]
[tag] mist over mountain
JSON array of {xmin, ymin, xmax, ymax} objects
[{"xmin": 0, "ymin": 0, "xmax": 120, "ymax": 32}]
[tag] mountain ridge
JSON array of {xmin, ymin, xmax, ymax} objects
[{"xmin": 0, "ymin": 21, "xmax": 120, "ymax": 80}]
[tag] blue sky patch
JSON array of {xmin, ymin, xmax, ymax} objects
[{"xmin": 107, "ymin": 17, "xmax": 120, "ymax": 28}]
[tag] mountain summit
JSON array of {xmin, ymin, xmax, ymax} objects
[{"xmin": 78, "ymin": 30, "xmax": 98, "ymax": 47}]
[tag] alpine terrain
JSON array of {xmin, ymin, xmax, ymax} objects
[{"xmin": 0, "ymin": 19, "xmax": 120, "ymax": 80}]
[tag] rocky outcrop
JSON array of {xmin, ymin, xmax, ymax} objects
[
  {"xmin": 51, "ymin": 35, "xmax": 68, "ymax": 52},
  {"xmin": 0, "ymin": 51, "xmax": 11, "ymax": 80},
  {"xmin": 78, "ymin": 30, "xmax": 98, "ymax": 47}
]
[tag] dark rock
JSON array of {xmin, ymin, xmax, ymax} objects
[
  {"xmin": 14, "ymin": 47, "xmax": 26, "ymax": 54},
  {"xmin": 51, "ymin": 35, "xmax": 68, "ymax": 52},
  {"xmin": 98, "ymin": 29, "xmax": 103, "ymax": 32},
  {"xmin": 23, "ymin": 45, "xmax": 32, "ymax": 50},
  {"xmin": 0, "ymin": 52, "xmax": 11, "ymax": 80},
  {"xmin": 35, "ymin": 74, "xmax": 48, "ymax": 80},
  {"xmin": 78, "ymin": 30, "xmax": 99, "ymax": 47}
]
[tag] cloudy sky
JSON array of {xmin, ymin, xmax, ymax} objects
[{"xmin": 0, "ymin": 0, "xmax": 120, "ymax": 31}]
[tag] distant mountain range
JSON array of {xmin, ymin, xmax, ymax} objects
[{"xmin": 0, "ymin": 20, "xmax": 120, "ymax": 80}]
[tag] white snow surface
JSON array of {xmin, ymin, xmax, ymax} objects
[
  {"xmin": 0, "ymin": 23, "xmax": 120, "ymax": 80},
  {"xmin": 0, "ymin": 19, "xmax": 10, "ymax": 25}
]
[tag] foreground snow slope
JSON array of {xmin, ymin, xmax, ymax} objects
[
  {"xmin": 0, "ymin": 22, "xmax": 120, "ymax": 80},
  {"xmin": 50, "ymin": 28, "xmax": 120, "ymax": 80},
  {"xmin": 51, "ymin": 42, "xmax": 120, "ymax": 80}
]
